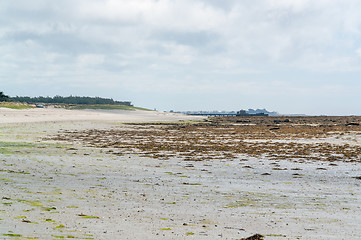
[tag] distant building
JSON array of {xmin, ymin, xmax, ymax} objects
[{"xmin": 236, "ymin": 110, "xmax": 268, "ymax": 116}]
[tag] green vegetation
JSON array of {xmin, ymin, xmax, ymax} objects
[
  {"xmin": 66, "ymin": 205, "xmax": 78, "ymax": 209},
  {"xmin": 3, "ymin": 233, "xmax": 22, "ymax": 237},
  {"xmin": 53, "ymin": 224, "xmax": 65, "ymax": 229},
  {"xmin": 0, "ymin": 102, "xmax": 34, "ymax": 109},
  {"xmin": 44, "ymin": 218, "xmax": 55, "ymax": 222},
  {"xmin": 0, "ymin": 142, "xmax": 51, "ymax": 155},
  {"xmin": 0, "ymin": 92, "xmax": 153, "ymax": 110},
  {"xmin": 77, "ymin": 214, "xmax": 99, "ymax": 219},
  {"xmin": 10, "ymin": 95, "xmax": 132, "ymax": 106},
  {"xmin": 17, "ymin": 200, "xmax": 42, "ymax": 207},
  {"xmin": 51, "ymin": 235, "xmax": 65, "ymax": 239},
  {"xmin": 0, "ymin": 142, "xmax": 43, "ymax": 148},
  {"xmin": 68, "ymin": 104, "xmax": 151, "ymax": 111},
  {"xmin": 42, "ymin": 206, "xmax": 57, "ymax": 211},
  {"xmin": 0, "ymin": 91, "xmax": 154, "ymax": 111},
  {"xmin": 0, "ymin": 91, "xmax": 9, "ymax": 101}
]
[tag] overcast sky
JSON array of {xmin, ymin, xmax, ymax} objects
[{"xmin": 1, "ymin": 0, "xmax": 361, "ymax": 115}]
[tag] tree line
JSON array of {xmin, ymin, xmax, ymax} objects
[
  {"xmin": 1, "ymin": 92, "xmax": 132, "ymax": 106},
  {"xmin": 0, "ymin": 91, "xmax": 9, "ymax": 101}
]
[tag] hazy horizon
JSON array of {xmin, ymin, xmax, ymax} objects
[{"xmin": 1, "ymin": 1, "xmax": 361, "ymax": 115}]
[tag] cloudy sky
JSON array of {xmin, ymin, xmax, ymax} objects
[{"xmin": 1, "ymin": 0, "xmax": 361, "ymax": 115}]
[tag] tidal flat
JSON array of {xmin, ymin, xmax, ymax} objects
[{"xmin": 1, "ymin": 114, "xmax": 361, "ymax": 239}]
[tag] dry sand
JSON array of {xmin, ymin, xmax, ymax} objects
[
  {"xmin": 0, "ymin": 107, "xmax": 205, "ymax": 124},
  {"xmin": 0, "ymin": 108, "xmax": 360, "ymax": 240}
]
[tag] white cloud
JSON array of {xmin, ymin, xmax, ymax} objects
[
  {"xmin": 356, "ymin": 48, "xmax": 361, "ymax": 58},
  {"xmin": 1, "ymin": 0, "xmax": 361, "ymax": 114},
  {"xmin": 77, "ymin": 54, "xmax": 105, "ymax": 67},
  {"xmin": 79, "ymin": 0, "xmax": 227, "ymax": 32}
]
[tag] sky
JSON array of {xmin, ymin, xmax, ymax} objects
[{"xmin": 1, "ymin": 0, "xmax": 361, "ymax": 115}]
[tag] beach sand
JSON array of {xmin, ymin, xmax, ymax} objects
[
  {"xmin": 0, "ymin": 108, "xmax": 360, "ymax": 239},
  {"xmin": 0, "ymin": 107, "xmax": 205, "ymax": 124}
]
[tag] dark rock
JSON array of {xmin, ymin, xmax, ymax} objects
[
  {"xmin": 346, "ymin": 122, "xmax": 359, "ymax": 126},
  {"xmin": 241, "ymin": 234, "xmax": 264, "ymax": 240}
]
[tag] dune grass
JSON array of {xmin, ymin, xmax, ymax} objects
[
  {"xmin": 0, "ymin": 102, "xmax": 34, "ymax": 109},
  {"xmin": 68, "ymin": 104, "xmax": 152, "ymax": 111},
  {"xmin": 0, "ymin": 101, "xmax": 152, "ymax": 111}
]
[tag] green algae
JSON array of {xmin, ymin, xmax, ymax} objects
[
  {"xmin": 0, "ymin": 177, "xmax": 14, "ymax": 182},
  {"xmin": 14, "ymin": 199, "xmax": 43, "ymax": 207},
  {"xmin": 53, "ymin": 224, "xmax": 65, "ymax": 229},
  {"xmin": 51, "ymin": 235, "xmax": 65, "ymax": 239},
  {"xmin": 43, "ymin": 218, "xmax": 55, "ymax": 222},
  {"xmin": 3, "ymin": 233, "xmax": 22, "ymax": 237},
  {"xmin": 77, "ymin": 214, "xmax": 99, "ymax": 219},
  {"xmin": 42, "ymin": 207, "xmax": 57, "ymax": 211},
  {"xmin": 66, "ymin": 205, "xmax": 79, "ymax": 209}
]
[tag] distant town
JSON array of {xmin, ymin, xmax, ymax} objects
[{"xmin": 172, "ymin": 108, "xmax": 280, "ymax": 116}]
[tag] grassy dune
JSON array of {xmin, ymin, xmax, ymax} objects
[
  {"xmin": 0, "ymin": 102, "xmax": 34, "ymax": 109},
  {"xmin": 0, "ymin": 102, "xmax": 151, "ymax": 111},
  {"xmin": 67, "ymin": 104, "xmax": 152, "ymax": 111}
]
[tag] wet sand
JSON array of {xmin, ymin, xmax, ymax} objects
[{"xmin": 0, "ymin": 109, "xmax": 360, "ymax": 239}]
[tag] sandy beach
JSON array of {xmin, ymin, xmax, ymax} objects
[
  {"xmin": 0, "ymin": 107, "xmax": 205, "ymax": 124},
  {"xmin": 1, "ymin": 108, "xmax": 361, "ymax": 239}
]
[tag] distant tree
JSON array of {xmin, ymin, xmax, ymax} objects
[
  {"xmin": 0, "ymin": 91, "xmax": 9, "ymax": 101},
  {"xmin": 9, "ymin": 95, "xmax": 132, "ymax": 106}
]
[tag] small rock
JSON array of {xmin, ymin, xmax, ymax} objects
[
  {"xmin": 241, "ymin": 234, "xmax": 264, "ymax": 240},
  {"xmin": 346, "ymin": 122, "xmax": 359, "ymax": 126}
]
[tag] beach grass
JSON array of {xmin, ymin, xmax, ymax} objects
[
  {"xmin": 0, "ymin": 102, "xmax": 34, "ymax": 109},
  {"xmin": 67, "ymin": 104, "xmax": 152, "ymax": 111},
  {"xmin": 0, "ymin": 101, "xmax": 152, "ymax": 111}
]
